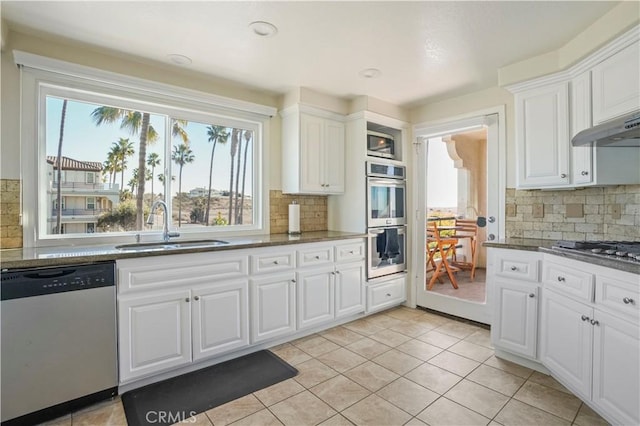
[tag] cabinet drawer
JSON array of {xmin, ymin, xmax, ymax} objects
[
  {"xmin": 595, "ymin": 274, "xmax": 640, "ymax": 320},
  {"xmin": 495, "ymin": 251, "xmax": 540, "ymax": 282},
  {"xmin": 250, "ymin": 250, "xmax": 295, "ymax": 275},
  {"xmin": 297, "ymin": 246, "xmax": 334, "ymax": 268},
  {"xmin": 367, "ymin": 276, "xmax": 406, "ymax": 313},
  {"xmin": 335, "ymin": 241, "xmax": 366, "ymax": 263},
  {"xmin": 543, "ymin": 261, "xmax": 594, "ymax": 302}
]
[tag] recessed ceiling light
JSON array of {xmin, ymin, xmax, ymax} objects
[
  {"xmin": 249, "ymin": 21, "xmax": 278, "ymax": 37},
  {"xmin": 359, "ymin": 68, "xmax": 382, "ymax": 79},
  {"xmin": 167, "ymin": 54, "xmax": 192, "ymax": 66}
]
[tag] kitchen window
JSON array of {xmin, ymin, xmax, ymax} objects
[{"xmin": 17, "ymin": 52, "xmax": 274, "ymax": 247}]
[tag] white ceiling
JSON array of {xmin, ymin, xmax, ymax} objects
[{"xmin": 1, "ymin": 1, "xmax": 620, "ymax": 108}]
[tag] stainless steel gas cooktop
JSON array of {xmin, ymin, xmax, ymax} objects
[{"xmin": 553, "ymin": 240, "xmax": 640, "ymax": 264}]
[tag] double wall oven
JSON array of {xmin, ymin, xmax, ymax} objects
[{"xmin": 366, "ymin": 161, "xmax": 407, "ymax": 279}]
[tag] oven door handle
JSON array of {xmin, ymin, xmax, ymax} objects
[
  {"xmin": 369, "ymin": 229, "xmax": 386, "ymax": 235},
  {"xmin": 367, "ymin": 178, "xmax": 404, "ymax": 186}
]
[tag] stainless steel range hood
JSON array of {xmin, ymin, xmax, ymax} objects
[{"xmin": 572, "ymin": 111, "xmax": 640, "ymax": 147}]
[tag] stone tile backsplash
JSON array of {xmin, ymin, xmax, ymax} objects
[
  {"xmin": 0, "ymin": 179, "xmax": 23, "ymax": 249},
  {"xmin": 269, "ymin": 190, "xmax": 328, "ymax": 234},
  {"xmin": 505, "ymin": 185, "xmax": 640, "ymax": 241}
]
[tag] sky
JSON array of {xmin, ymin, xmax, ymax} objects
[
  {"xmin": 426, "ymin": 137, "xmax": 458, "ymax": 209},
  {"xmin": 46, "ymin": 97, "xmax": 253, "ymax": 197}
]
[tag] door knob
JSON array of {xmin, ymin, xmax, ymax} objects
[{"xmin": 488, "ymin": 216, "xmax": 496, "ymax": 223}]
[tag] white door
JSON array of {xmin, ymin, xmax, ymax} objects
[
  {"xmin": 250, "ymin": 273, "xmax": 296, "ymax": 343},
  {"xmin": 540, "ymin": 289, "xmax": 592, "ymax": 400},
  {"xmin": 592, "ymin": 310, "xmax": 640, "ymax": 426},
  {"xmin": 335, "ymin": 261, "xmax": 365, "ymax": 318},
  {"xmin": 192, "ymin": 280, "xmax": 249, "ymax": 361},
  {"xmin": 413, "ymin": 108, "xmax": 505, "ymax": 324},
  {"xmin": 297, "ymin": 266, "xmax": 335, "ymax": 329},
  {"xmin": 324, "ymin": 119, "xmax": 345, "ymax": 193},
  {"xmin": 492, "ymin": 280, "xmax": 538, "ymax": 358},
  {"xmin": 300, "ymin": 113, "xmax": 325, "ymax": 193},
  {"xmin": 118, "ymin": 289, "xmax": 191, "ymax": 382}
]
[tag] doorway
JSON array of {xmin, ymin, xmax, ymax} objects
[{"xmin": 413, "ymin": 108, "xmax": 505, "ymax": 324}]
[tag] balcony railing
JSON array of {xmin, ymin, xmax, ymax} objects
[
  {"xmin": 50, "ymin": 208, "xmax": 112, "ymax": 217},
  {"xmin": 51, "ymin": 182, "xmax": 119, "ymax": 191}
]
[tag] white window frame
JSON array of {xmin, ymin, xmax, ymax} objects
[
  {"xmin": 86, "ymin": 197, "xmax": 96, "ymax": 210},
  {"xmin": 17, "ymin": 51, "xmax": 275, "ymax": 248},
  {"xmin": 86, "ymin": 172, "xmax": 95, "ymax": 184}
]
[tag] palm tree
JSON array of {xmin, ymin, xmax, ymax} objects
[
  {"xmin": 204, "ymin": 125, "xmax": 229, "ymax": 225},
  {"xmin": 111, "ymin": 138, "xmax": 134, "ymax": 192},
  {"xmin": 55, "ymin": 99, "xmax": 68, "ymax": 234},
  {"xmin": 91, "ymin": 107, "xmax": 158, "ymax": 230},
  {"xmin": 238, "ymin": 130, "xmax": 252, "ymax": 224},
  {"xmin": 146, "ymin": 152, "xmax": 161, "ymax": 202},
  {"xmin": 228, "ymin": 128, "xmax": 240, "ymax": 224},
  {"xmin": 172, "ymin": 143, "xmax": 195, "ymax": 227},
  {"xmin": 103, "ymin": 156, "xmax": 117, "ymax": 189}
]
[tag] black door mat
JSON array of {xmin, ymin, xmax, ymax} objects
[{"xmin": 121, "ymin": 350, "xmax": 298, "ymax": 426}]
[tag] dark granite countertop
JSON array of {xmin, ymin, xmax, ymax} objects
[
  {"xmin": 0, "ymin": 231, "xmax": 367, "ymax": 270},
  {"xmin": 483, "ymin": 238, "xmax": 640, "ymax": 275}
]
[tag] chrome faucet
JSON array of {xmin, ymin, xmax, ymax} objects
[{"xmin": 146, "ymin": 200, "xmax": 180, "ymax": 242}]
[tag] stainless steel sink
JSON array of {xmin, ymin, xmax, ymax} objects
[{"xmin": 116, "ymin": 239, "xmax": 228, "ymax": 251}]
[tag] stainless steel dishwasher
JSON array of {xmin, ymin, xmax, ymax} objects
[{"xmin": 1, "ymin": 262, "xmax": 118, "ymax": 425}]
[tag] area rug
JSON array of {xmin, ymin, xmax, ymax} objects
[{"xmin": 121, "ymin": 350, "xmax": 298, "ymax": 426}]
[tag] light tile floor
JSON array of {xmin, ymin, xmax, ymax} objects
[{"xmin": 43, "ymin": 306, "xmax": 610, "ymax": 426}]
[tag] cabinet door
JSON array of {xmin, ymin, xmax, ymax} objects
[
  {"xmin": 119, "ymin": 289, "xmax": 191, "ymax": 382},
  {"xmin": 192, "ymin": 280, "xmax": 249, "ymax": 361},
  {"xmin": 540, "ymin": 289, "xmax": 592, "ymax": 399},
  {"xmin": 335, "ymin": 261, "xmax": 365, "ymax": 318},
  {"xmin": 571, "ymin": 72, "xmax": 594, "ymax": 185},
  {"xmin": 592, "ymin": 310, "xmax": 640, "ymax": 426},
  {"xmin": 592, "ymin": 42, "xmax": 640, "ymax": 124},
  {"xmin": 515, "ymin": 83, "xmax": 571, "ymax": 188},
  {"xmin": 250, "ymin": 273, "xmax": 296, "ymax": 343},
  {"xmin": 324, "ymin": 119, "xmax": 345, "ymax": 193},
  {"xmin": 491, "ymin": 280, "xmax": 538, "ymax": 358},
  {"xmin": 297, "ymin": 266, "xmax": 335, "ymax": 329},
  {"xmin": 299, "ymin": 113, "xmax": 325, "ymax": 193}
]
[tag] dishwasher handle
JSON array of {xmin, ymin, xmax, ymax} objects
[{"xmin": 24, "ymin": 269, "xmax": 77, "ymax": 280}]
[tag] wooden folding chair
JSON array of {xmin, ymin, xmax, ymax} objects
[
  {"xmin": 452, "ymin": 218, "xmax": 479, "ymax": 281},
  {"xmin": 426, "ymin": 222, "xmax": 460, "ymax": 290}
]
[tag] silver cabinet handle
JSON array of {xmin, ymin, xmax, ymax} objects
[
  {"xmin": 581, "ymin": 315, "xmax": 590, "ymax": 322},
  {"xmin": 590, "ymin": 319, "xmax": 600, "ymax": 326},
  {"xmin": 331, "ymin": 271, "xmax": 335, "ymax": 275},
  {"xmin": 581, "ymin": 171, "xmax": 589, "ymax": 176},
  {"xmin": 273, "ymin": 260, "xmax": 279, "ymax": 265},
  {"xmin": 488, "ymin": 216, "xmax": 495, "ymax": 223},
  {"xmin": 529, "ymin": 293, "xmax": 535, "ymax": 298},
  {"xmin": 336, "ymin": 270, "xmax": 341, "ymax": 274},
  {"xmin": 185, "ymin": 297, "xmax": 190, "ymax": 303},
  {"xmin": 386, "ymin": 293, "xmax": 391, "ymax": 297},
  {"xmin": 510, "ymin": 266, "xmax": 517, "ymax": 271},
  {"xmin": 623, "ymin": 297, "xmax": 635, "ymax": 305},
  {"xmin": 194, "ymin": 296, "xmax": 200, "ymax": 301},
  {"xmin": 557, "ymin": 276, "xmax": 566, "ymax": 282},
  {"xmin": 291, "ymin": 279, "xmax": 296, "ymax": 283},
  {"xmin": 349, "ymin": 250, "xmax": 354, "ymax": 254},
  {"xmin": 561, "ymin": 173, "xmax": 567, "ymax": 178},
  {"xmin": 315, "ymin": 255, "xmax": 320, "ymax": 259}
]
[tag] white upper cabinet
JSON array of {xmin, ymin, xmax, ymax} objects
[
  {"xmin": 281, "ymin": 105, "xmax": 345, "ymax": 194},
  {"xmin": 508, "ymin": 28, "xmax": 640, "ymax": 189},
  {"xmin": 592, "ymin": 42, "xmax": 640, "ymax": 124},
  {"xmin": 515, "ymin": 82, "xmax": 571, "ymax": 188}
]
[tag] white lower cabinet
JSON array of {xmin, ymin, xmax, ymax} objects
[
  {"xmin": 250, "ymin": 272, "xmax": 296, "ymax": 343},
  {"xmin": 540, "ymin": 289, "xmax": 593, "ymax": 398},
  {"xmin": 335, "ymin": 262, "xmax": 366, "ymax": 318},
  {"xmin": 192, "ymin": 280, "xmax": 249, "ymax": 361},
  {"xmin": 119, "ymin": 289, "xmax": 192, "ymax": 382},
  {"xmin": 297, "ymin": 266, "xmax": 335, "ymax": 330},
  {"xmin": 539, "ymin": 254, "xmax": 640, "ymax": 425},
  {"xmin": 492, "ymin": 280, "xmax": 539, "ymax": 358},
  {"xmin": 367, "ymin": 275, "xmax": 406, "ymax": 313}
]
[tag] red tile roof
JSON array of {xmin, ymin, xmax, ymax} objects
[{"xmin": 46, "ymin": 156, "xmax": 103, "ymax": 171}]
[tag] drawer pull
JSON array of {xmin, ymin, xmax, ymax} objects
[
  {"xmin": 581, "ymin": 315, "xmax": 590, "ymax": 322},
  {"xmin": 386, "ymin": 293, "xmax": 392, "ymax": 297},
  {"xmin": 291, "ymin": 279, "xmax": 296, "ymax": 283},
  {"xmin": 349, "ymin": 250, "xmax": 354, "ymax": 254},
  {"xmin": 273, "ymin": 260, "xmax": 279, "ymax": 265},
  {"xmin": 185, "ymin": 297, "xmax": 190, "ymax": 303},
  {"xmin": 581, "ymin": 171, "xmax": 589, "ymax": 176},
  {"xmin": 510, "ymin": 266, "xmax": 517, "ymax": 271},
  {"xmin": 623, "ymin": 297, "xmax": 635, "ymax": 305},
  {"xmin": 528, "ymin": 293, "xmax": 535, "ymax": 298},
  {"xmin": 315, "ymin": 255, "xmax": 320, "ymax": 259},
  {"xmin": 557, "ymin": 276, "xmax": 566, "ymax": 282},
  {"xmin": 590, "ymin": 319, "xmax": 600, "ymax": 326},
  {"xmin": 336, "ymin": 270, "xmax": 341, "ymax": 274},
  {"xmin": 194, "ymin": 296, "xmax": 200, "ymax": 301}
]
